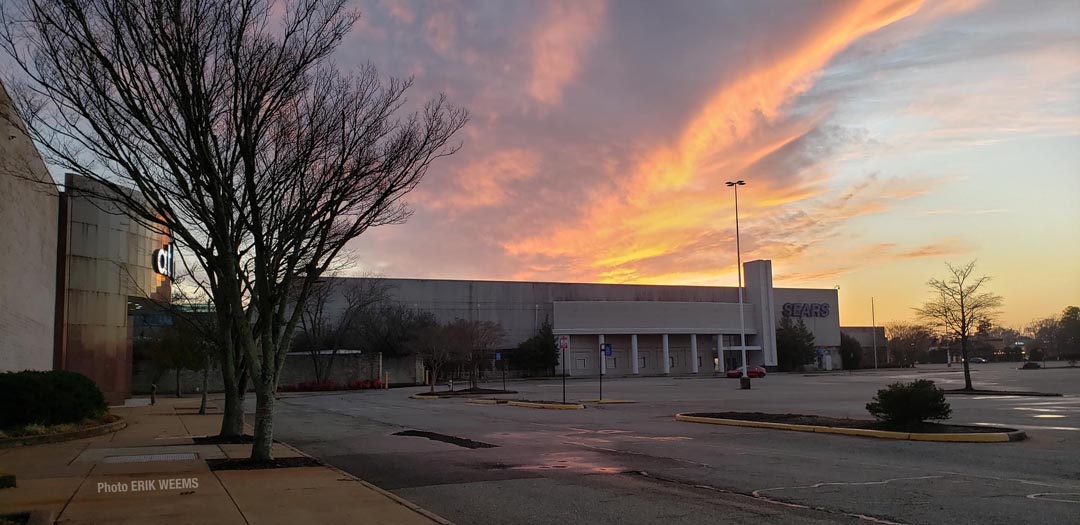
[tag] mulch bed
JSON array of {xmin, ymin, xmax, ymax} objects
[
  {"xmin": 0, "ymin": 513, "xmax": 30, "ymax": 525},
  {"xmin": 944, "ymin": 389, "xmax": 1061, "ymax": 397},
  {"xmin": 430, "ymin": 388, "xmax": 517, "ymax": 396},
  {"xmin": 514, "ymin": 399, "xmax": 583, "ymax": 405},
  {"xmin": 206, "ymin": 457, "xmax": 322, "ymax": 471},
  {"xmin": 686, "ymin": 412, "xmax": 1015, "ymax": 434},
  {"xmin": 192, "ymin": 434, "xmax": 255, "ymax": 444}
]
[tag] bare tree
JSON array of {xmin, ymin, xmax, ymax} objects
[
  {"xmin": 1, "ymin": 0, "xmax": 466, "ymax": 460},
  {"xmin": 411, "ymin": 324, "xmax": 454, "ymax": 394},
  {"xmin": 295, "ymin": 277, "xmax": 390, "ymax": 384},
  {"xmin": 915, "ymin": 261, "xmax": 1003, "ymax": 390},
  {"xmin": 885, "ymin": 322, "xmax": 934, "ymax": 366},
  {"xmin": 444, "ymin": 319, "xmax": 505, "ymax": 390}
]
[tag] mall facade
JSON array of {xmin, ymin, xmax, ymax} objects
[
  {"xmin": 324, "ymin": 266, "xmax": 843, "ymax": 376},
  {"xmin": 1, "ymin": 83, "xmax": 171, "ymax": 404}
]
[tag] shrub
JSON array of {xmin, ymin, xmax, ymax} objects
[
  {"xmin": 0, "ymin": 370, "xmax": 107, "ymax": 429},
  {"xmin": 866, "ymin": 380, "xmax": 951, "ymax": 427},
  {"xmin": 1064, "ymin": 353, "xmax": 1080, "ymax": 367}
]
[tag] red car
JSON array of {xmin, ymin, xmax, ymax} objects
[{"xmin": 726, "ymin": 366, "xmax": 767, "ymax": 378}]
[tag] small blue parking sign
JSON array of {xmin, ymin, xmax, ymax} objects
[
  {"xmin": 602, "ymin": 343, "xmax": 612, "ymax": 356},
  {"xmin": 495, "ymin": 352, "xmax": 502, "ymax": 361}
]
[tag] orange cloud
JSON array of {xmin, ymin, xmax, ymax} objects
[
  {"xmin": 507, "ymin": 0, "xmax": 928, "ymax": 283},
  {"xmin": 426, "ymin": 149, "xmax": 540, "ymax": 211},
  {"xmin": 528, "ymin": 1, "xmax": 607, "ymax": 106}
]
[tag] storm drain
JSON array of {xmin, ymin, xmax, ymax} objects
[
  {"xmin": 102, "ymin": 453, "xmax": 198, "ymax": 464},
  {"xmin": 393, "ymin": 430, "xmax": 497, "ymax": 449}
]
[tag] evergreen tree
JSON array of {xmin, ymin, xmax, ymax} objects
[
  {"xmin": 840, "ymin": 332, "xmax": 863, "ymax": 370},
  {"xmin": 776, "ymin": 316, "xmax": 816, "ymax": 372},
  {"xmin": 513, "ymin": 320, "xmax": 560, "ymax": 376}
]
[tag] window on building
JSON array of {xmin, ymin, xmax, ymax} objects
[
  {"xmin": 697, "ymin": 356, "xmax": 702, "ymax": 368},
  {"xmin": 576, "ymin": 358, "xmax": 587, "ymax": 370},
  {"xmin": 669, "ymin": 356, "xmax": 676, "ymax": 368},
  {"xmin": 606, "ymin": 357, "xmax": 617, "ymax": 369},
  {"xmin": 638, "ymin": 357, "xmax": 646, "ymax": 368}
]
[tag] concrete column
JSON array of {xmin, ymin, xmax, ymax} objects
[
  {"xmin": 690, "ymin": 334, "xmax": 699, "ymax": 373},
  {"xmin": 631, "ymin": 334, "xmax": 639, "ymax": 375},
  {"xmin": 662, "ymin": 334, "xmax": 670, "ymax": 374},
  {"xmin": 599, "ymin": 334, "xmax": 606, "ymax": 375},
  {"xmin": 716, "ymin": 334, "xmax": 723, "ymax": 373}
]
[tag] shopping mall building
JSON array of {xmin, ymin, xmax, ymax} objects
[
  {"xmin": 2, "ymin": 80, "xmax": 844, "ymax": 403},
  {"xmin": 1, "ymin": 83, "xmax": 171, "ymax": 404},
  {"xmin": 323, "ymin": 272, "xmax": 843, "ymax": 376}
]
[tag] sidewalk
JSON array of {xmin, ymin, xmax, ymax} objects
[{"xmin": 0, "ymin": 396, "xmax": 448, "ymax": 524}]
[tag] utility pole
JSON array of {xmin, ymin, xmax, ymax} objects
[{"xmin": 872, "ymin": 297, "xmax": 878, "ymax": 369}]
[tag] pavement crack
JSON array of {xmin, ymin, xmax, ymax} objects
[
  {"xmin": 751, "ymin": 475, "xmax": 944, "ymax": 498},
  {"xmin": 631, "ymin": 470, "xmax": 914, "ymax": 525}
]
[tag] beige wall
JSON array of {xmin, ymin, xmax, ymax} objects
[
  {"xmin": 773, "ymin": 287, "xmax": 841, "ymax": 348},
  {"xmin": 57, "ymin": 174, "xmax": 170, "ymax": 404},
  {"xmin": 552, "ymin": 301, "xmax": 758, "ymax": 335},
  {"xmin": 0, "ymin": 82, "xmax": 58, "ymax": 372}
]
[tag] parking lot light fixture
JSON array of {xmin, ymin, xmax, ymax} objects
[{"xmin": 726, "ymin": 180, "xmax": 750, "ymax": 388}]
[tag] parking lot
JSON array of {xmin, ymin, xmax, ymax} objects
[{"xmin": 271, "ymin": 363, "xmax": 1080, "ymax": 524}]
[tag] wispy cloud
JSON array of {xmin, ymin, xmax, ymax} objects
[{"xmin": 527, "ymin": 1, "xmax": 607, "ymax": 106}]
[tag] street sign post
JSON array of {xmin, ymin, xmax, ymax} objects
[
  {"xmin": 495, "ymin": 352, "xmax": 505, "ymax": 391},
  {"xmin": 600, "ymin": 343, "xmax": 612, "ymax": 401},
  {"xmin": 558, "ymin": 336, "xmax": 570, "ymax": 403}
]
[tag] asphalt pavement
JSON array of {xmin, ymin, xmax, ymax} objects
[{"xmin": 270, "ymin": 363, "xmax": 1080, "ymax": 525}]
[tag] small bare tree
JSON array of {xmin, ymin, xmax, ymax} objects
[
  {"xmin": 296, "ymin": 277, "xmax": 389, "ymax": 384},
  {"xmin": 444, "ymin": 319, "xmax": 505, "ymax": 390},
  {"xmin": 412, "ymin": 324, "xmax": 454, "ymax": 393},
  {"xmin": 915, "ymin": 261, "xmax": 1003, "ymax": 390}
]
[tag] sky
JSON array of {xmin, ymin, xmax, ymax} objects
[{"xmin": 333, "ymin": 0, "xmax": 1080, "ymax": 329}]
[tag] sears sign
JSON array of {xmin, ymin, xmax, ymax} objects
[{"xmin": 782, "ymin": 302, "xmax": 830, "ymax": 318}]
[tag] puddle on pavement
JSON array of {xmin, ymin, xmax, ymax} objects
[{"xmin": 393, "ymin": 430, "xmax": 498, "ymax": 449}]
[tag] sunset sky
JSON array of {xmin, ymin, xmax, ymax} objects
[{"xmin": 339, "ymin": 0, "xmax": 1079, "ymax": 328}]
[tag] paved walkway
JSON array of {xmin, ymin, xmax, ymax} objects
[{"xmin": 0, "ymin": 396, "xmax": 448, "ymax": 524}]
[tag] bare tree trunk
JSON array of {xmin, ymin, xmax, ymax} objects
[
  {"xmin": 198, "ymin": 359, "xmax": 209, "ymax": 415},
  {"xmin": 961, "ymin": 335, "xmax": 973, "ymax": 390},
  {"xmin": 175, "ymin": 368, "xmax": 182, "ymax": 398},
  {"xmin": 324, "ymin": 350, "xmax": 339, "ymax": 385},
  {"xmin": 218, "ymin": 343, "xmax": 244, "ymax": 436},
  {"xmin": 251, "ymin": 383, "xmax": 275, "ymax": 461}
]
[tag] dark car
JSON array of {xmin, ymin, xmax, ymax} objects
[
  {"xmin": 1021, "ymin": 362, "xmax": 1041, "ymax": 370},
  {"xmin": 726, "ymin": 365, "xmax": 767, "ymax": 378},
  {"xmin": 969, "ymin": 357, "xmax": 988, "ymax": 364}
]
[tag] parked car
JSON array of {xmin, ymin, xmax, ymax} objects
[
  {"xmin": 969, "ymin": 357, "xmax": 987, "ymax": 364},
  {"xmin": 1021, "ymin": 362, "xmax": 1041, "ymax": 370},
  {"xmin": 726, "ymin": 365, "xmax": 767, "ymax": 378}
]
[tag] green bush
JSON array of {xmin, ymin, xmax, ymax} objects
[
  {"xmin": 866, "ymin": 380, "xmax": 951, "ymax": 427},
  {"xmin": 0, "ymin": 370, "xmax": 107, "ymax": 429}
]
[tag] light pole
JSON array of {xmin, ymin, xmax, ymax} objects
[
  {"xmin": 726, "ymin": 180, "xmax": 750, "ymax": 389},
  {"xmin": 871, "ymin": 296, "xmax": 878, "ymax": 369}
]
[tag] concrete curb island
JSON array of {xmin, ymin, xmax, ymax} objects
[
  {"xmin": 674, "ymin": 414, "xmax": 1026, "ymax": 443},
  {"xmin": 507, "ymin": 401, "xmax": 586, "ymax": 410}
]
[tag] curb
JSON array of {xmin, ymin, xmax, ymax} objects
[
  {"xmin": 465, "ymin": 399, "xmax": 505, "ymax": 405},
  {"xmin": 944, "ymin": 390, "xmax": 1062, "ymax": 397},
  {"xmin": 579, "ymin": 399, "xmax": 636, "ymax": 404},
  {"xmin": 274, "ymin": 441, "xmax": 455, "ymax": 525},
  {"xmin": 507, "ymin": 401, "xmax": 586, "ymax": 410},
  {"xmin": 0, "ymin": 417, "xmax": 127, "ymax": 449},
  {"xmin": 674, "ymin": 414, "xmax": 1025, "ymax": 443}
]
